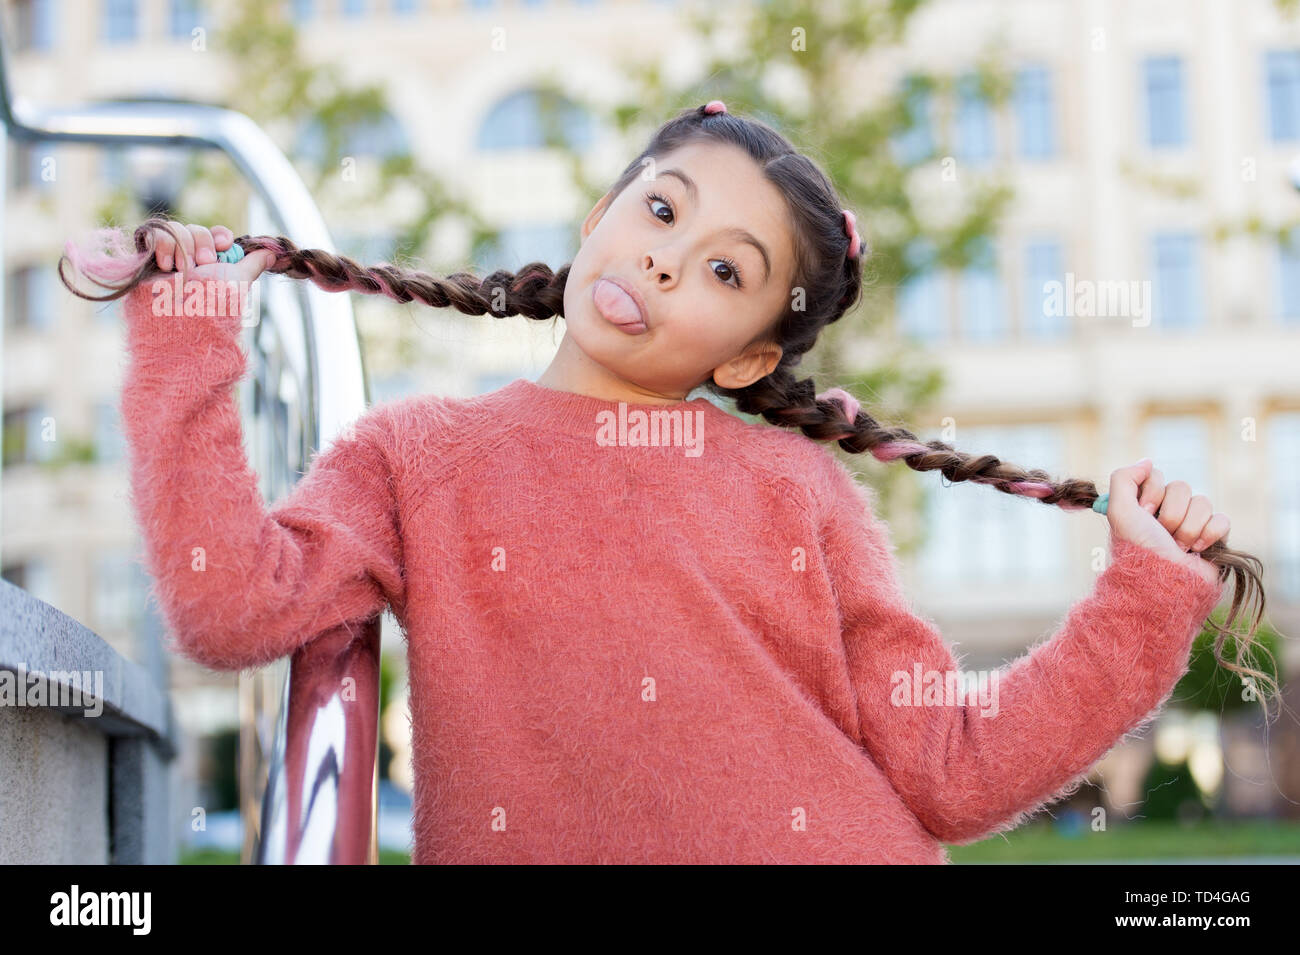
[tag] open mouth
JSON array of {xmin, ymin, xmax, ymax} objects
[{"xmin": 593, "ymin": 277, "xmax": 648, "ymax": 334}]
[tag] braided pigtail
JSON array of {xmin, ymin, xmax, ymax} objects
[
  {"xmin": 58, "ymin": 216, "xmax": 569, "ymax": 321},
  {"xmin": 747, "ymin": 373, "xmax": 1280, "ymax": 723}
]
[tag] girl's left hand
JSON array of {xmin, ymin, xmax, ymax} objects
[{"xmin": 1106, "ymin": 458, "xmax": 1230, "ymax": 589}]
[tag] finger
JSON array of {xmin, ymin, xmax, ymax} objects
[
  {"xmin": 150, "ymin": 223, "xmax": 183, "ymax": 271},
  {"xmin": 212, "ymin": 225, "xmax": 233, "ymax": 251},
  {"xmin": 1137, "ymin": 466, "xmax": 1164, "ymax": 515},
  {"xmin": 1173, "ymin": 494, "xmax": 1214, "ymax": 550},
  {"xmin": 1192, "ymin": 513, "xmax": 1230, "ymax": 552},
  {"xmin": 188, "ymin": 224, "xmax": 217, "ymax": 266},
  {"xmin": 1157, "ymin": 480, "xmax": 1192, "ymax": 536},
  {"xmin": 1107, "ymin": 459, "xmax": 1153, "ymax": 516},
  {"xmin": 239, "ymin": 249, "xmax": 276, "ymax": 285},
  {"xmin": 168, "ymin": 223, "xmax": 196, "ymax": 270},
  {"xmin": 153, "ymin": 234, "xmax": 174, "ymax": 271}
]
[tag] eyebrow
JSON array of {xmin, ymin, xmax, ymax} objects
[{"xmin": 658, "ymin": 167, "xmax": 772, "ymax": 285}]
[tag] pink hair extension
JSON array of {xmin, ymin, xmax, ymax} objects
[
  {"xmin": 817, "ymin": 386, "xmax": 860, "ymax": 422},
  {"xmin": 61, "ymin": 226, "xmax": 152, "ymax": 291},
  {"xmin": 1006, "ymin": 480, "xmax": 1053, "ymax": 498},
  {"xmin": 870, "ymin": 440, "xmax": 932, "ymax": 462},
  {"xmin": 1004, "ymin": 479, "xmax": 1096, "ymax": 509}
]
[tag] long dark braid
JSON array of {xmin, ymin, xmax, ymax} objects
[{"xmin": 59, "ymin": 101, "xmax": 1281, "ymax": 721}]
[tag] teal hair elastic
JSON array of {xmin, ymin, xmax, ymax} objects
[
  {"xmin": 1092, "ymin": 493, "xmax": 1109, "ymax": 515},
  {"xmin": 216, "ymin": 243, "xmax": 245, "ymax": 264}
]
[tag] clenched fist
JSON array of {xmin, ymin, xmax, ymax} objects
[
  {"xmin": 1106, "ymin": 458, "xmax": 1229, "ymax": 588},
  {"xmin": 146, "ymin": 222, "xmax": 274, "ymax": 287}
]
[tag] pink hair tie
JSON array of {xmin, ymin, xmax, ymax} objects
[
  {"xmin": 704, "ymin": 100, "xmax": 727, "ymax": 115},
  {"xmin": 842, "ymin": 209, "xmax": 862, "ymax": 259},
  {"xmin": 817, "ymin": 386, "xmax": 860, "ymax": 440}
]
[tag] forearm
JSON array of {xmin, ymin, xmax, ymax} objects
[
  {"xmin": 119, "ymin": 282, "xmax": 400, "ymax": 670},
  {"xmin": 857, "ymin": 533, "xmax": 1223, "ymax": 844}
]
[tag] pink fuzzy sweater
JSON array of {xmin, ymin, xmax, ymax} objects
[{"xmin": 119, "ymin": 280, "xmax": 1225, "ymax": 864}]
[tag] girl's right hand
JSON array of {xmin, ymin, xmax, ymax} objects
[{"xmin": 147, "ymin": 221, "xmax": 275, "ymax": 287}]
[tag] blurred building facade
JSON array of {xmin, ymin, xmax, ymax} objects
[{"xmin": 2, "ymin": 0, "xmax": 1298, "ymax": 834}]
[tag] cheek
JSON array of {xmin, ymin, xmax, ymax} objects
[{"xmin": 681, "ymin": 315, "xmax": 750, "ymax": 359}]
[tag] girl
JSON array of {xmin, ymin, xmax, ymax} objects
[{"xmin": 61, "ymin": 101, "xmax": 1276, "ymax": 864}]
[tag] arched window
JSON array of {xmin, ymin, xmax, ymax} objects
[{"xmin": 476, "ymin": 89, "xmax": 595, "ymax": 151}]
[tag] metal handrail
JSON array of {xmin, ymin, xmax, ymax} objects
[{"xmin": 0, "ymin": 39, "xmax": 382, "ymax": 863}]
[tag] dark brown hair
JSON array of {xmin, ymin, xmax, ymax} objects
[{"xmin": 59, "ymin": 102, "xmax": 1281, "ymax": 721}]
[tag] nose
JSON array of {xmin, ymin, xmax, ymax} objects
[{"xmin": 643, "ymin": 250, "xmax": 678, "ymax": 288}]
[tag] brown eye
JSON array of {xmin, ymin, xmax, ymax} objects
[
  {"xmin": 710, "ymin": 257, "xmax": 744, "ymax": 289},
  {"xmin": 646, "ymin": 193, "xmax": 673, "ymax": 224}
]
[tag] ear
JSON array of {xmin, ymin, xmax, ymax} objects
[
  {"xmin": 711, "ymin": 341, "xmax": 784, "ymax": 391},
  {"xmin": 581, "ymin": 190, "xmax": 615, "ymax": 241}
]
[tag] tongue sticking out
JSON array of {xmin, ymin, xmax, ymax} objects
[{"xmin": 594, "ymin": 279, "xmax": 643, "ymax": 326}]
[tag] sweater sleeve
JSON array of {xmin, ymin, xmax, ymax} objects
[
  {"xmin": 118, "ymin": 280, "xmax": 407, "ymax": 672},
  {"xmin": 813, "ymin": 452, "xmax": 1225, "ymax": 845}
]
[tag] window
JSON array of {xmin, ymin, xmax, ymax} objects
[
  {"xmin": 1265, "ymin": 50, "xmax": 1300, "ymax": 142},
  {"xmin": 476, "ymin": 89, "xmax": 595, "ymax": 151},
  {"xmin": 953, "ymin": 73, "xmax": 995, "ymax": 163},
  {"xmin": 295, "ymin": 111, "xmax": 409, "ymax": 164},
  {"xmin": 1023, "ymin": 239, "xmax": 1067, "ymax": 339},
  {"xmin": 102, "ymin": 144, "xmax": 128, "ymax": 187},
  {"xmin": 1014, "ymin": 66, "xmax": 1055, "ymax": 159},
  {"xmin": 93, "ymin": 549, "xmax": 148, "ymax": 633},
  {"xmin": 290, "ymin": 0, "xmax": 314, "ymax": 20},
  {"xmin": 472, "ymin": 223, "xmax": 575, "ymax": 274},
  {"xmin": 94, "ymin": 400, "xmax": 125, "ymax": 464},
  {"xmin": 919, "ymin": 424, "xmax": 1067, "ymax": 586},
  {"xmin": 1143, "ymin": 55, "xmax": 1189, "ymax": 148},
  {"xmin": 891, "ymin": 74, "xmax": 933, "ymax": 164},
  {"xmin": 960, "ymin": 237, "xmax": 1004, "ymax": 340},
  {"xmin": 1271, "ymin": 413, "xmax": 1300, "ymax": 599},
  {"xmin": 896, "ymin": 239, "xmax": 946, "ymax": 343},
  {"xmin": 3, "ymin": 403, "xmax": 53, "ymax": 467},
  {"xmin": 102, "ymin": 0, "xmax": 137, "ymax": 44},
  {"xmin": 1280, "ymin": 226, "xmax": 1300, "ymax": 324},
  {"xmin": 5, "ymin": 265, "xmax": 55, "ymax": 331},
  {"xmin": 1143, "ymin": 414, "xmax": 1212, "ymax": 501},
  {"xmin": 392, "ymin": 0, "xmax": 419, "ymax": 11},
  {"xmin": 13, "ymin": 0, "xmax": 56, "ymax": 52},
  {"xmin": 342, "ymin": 0, "xmax": 366, "ymax": 15},
  {"xmin": 169, "ymin": 0, "xmax": 201, "ymax": 38},
  {"xmin": 1151, "ymin": 232, "xmax": 1202, "ymax": 328}
]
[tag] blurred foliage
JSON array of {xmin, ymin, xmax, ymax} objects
[
  {"xmin": 1173, "ymin": 608, "xmax": 1283, "ymax": 713},
  {"xmin": 1140, "ymin": 756, "xmax": 1211, "ymax": 822}
]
